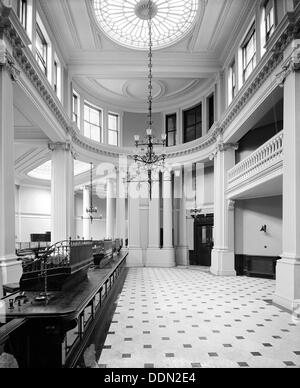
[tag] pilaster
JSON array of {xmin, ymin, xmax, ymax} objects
[
  {"xmin": 115, "ymin": 171, "xmax": 126, "ymax": 243},
  {"xmin": 82, "ymin": 185, "xmax": 91, "ymax": 240},
  {"xmin": 210, "ymin": 139, "xmax": 238, "ymax": 276},
  {"xmin": 274, "ymin": 40, "xmax": 300, "ymax": 311},
  {"xmin": 146, "ymin": 172, "xmax": 162, "ymax": 267},
  {"xmin": 0, "ymin": 39, "xmax": 22, "ymax": 284},
  {"xmin": 49, "ymin": 142, "xmax": 75, "ymax": 243},
  {"xmin": 161, "ymin": 170, "xmax": 175, "ymax": 267},
  {"xmin": 106, "ymin": 177, "xmax": 115, "ymax": 239},
  {"xmin": 174, "ymin": 167, "xmax": 188, "ymax": 266},
  {"xmin": 127, "ymin": 181, "xmax": 143, "ymax": 267}
]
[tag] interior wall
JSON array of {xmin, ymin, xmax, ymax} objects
[
  {"xmin": 236, "ymin": 100, "xmax": 283, "ymax": 163},
  {"xmin": 16, "ymin": 185, "xmax": 51, "ymax": 242},
  {"xmin": 75, "ymin": 193, "xmax": 109, "ymax": 240},
  {"xmin": 16, "ymin": 186, "xmax": 113, "ymax": 242},
  {"xmin": 123, "ymin": 112, "xmax": 163, "ymax": 147},
  {"xmin": 235, "ymin": 196, "xmax": 282, "ymax": 257},
  {"xmin": 204, "ymin": 166, "xmax": 214, "ymax": 206}
]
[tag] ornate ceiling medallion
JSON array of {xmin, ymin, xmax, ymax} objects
[{"xmin": 93, "ymin": 0, "xmax": 199, "ymax": 50}]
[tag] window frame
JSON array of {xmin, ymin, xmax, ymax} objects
[
  {"xmin": 53, "ymin": 58, "xmax": 58, "ymax": 94},
  {"xmin": 166, "ymin": 113, "xmax": 177, "ymax": 147},
  {"xmin": 35, "ymin": 22, "xmax": 48, "ymax": 76},
  {"xmin": 207, "ymin": 93, "xmax": 215, "ymax": 130},
  {"xmin": 264, "ymin": 0, "xmax": 275, "ymax": 43},
  {"xmin": 53, "ymin": 53, "xmax": 62, "ymax": 100},
  {"xmin": 72, "ymin": 91, "xmax": 80, "ymax": 127},
  {"xmin": 183, "ymin": 103, "xmax": 202, "ymax": 144},
  {"xmin": 17, "ymin": 0, "xmax": 27, "ymax": 30},
  {"xmin": 84, "ymin": 101, "xmax": 103, "ymax": 143},
  {"xmin": 228, "ymin": 60, "xmax": 236, "ymax": 105},
  {"xmin": 108, "ymin": 112, "xmax": 119, "ymax": 146},
  {"xmin": 242, "ymin": 23, "xmax": 256, "ymax": 83}
]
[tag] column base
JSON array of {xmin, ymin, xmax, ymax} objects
[
  {"xmin": 0, "ymin": 255, "xmax": 23, "ymax": 285},
  {"xmin": 210, "ymin": 249, "xmax": 236, "ymax": 276},
  {"xmin": 273, "ymin": 258, "xmax": 300, "ymax": 312},
  {"xmin": 146, "ymin": 248, "xmax": 176, "ymax": 268},
  {"xmin": 175, "ymin": 246, "xmax": 189, "ymax": 266},
  {"xmin": 127, "ymin": 248, "xmax": 144, "ymax": 267}
]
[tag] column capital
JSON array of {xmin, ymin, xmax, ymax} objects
[
  {"xmin": 209, "ymin": 142, "xmax": 239, "ymax": 160},
  {"xmin": 163, "ymin": 169, "xmax": 172, "ymax": 181},
  {"xmin": 48, "ymin": 141, "xmax": 77, "ymax": 159},
  {"xmin": 275, "ymin": 42, "xmax": 300, "ymax": 87},
  {"xmin": 228, "ymin": 200, "xmax": 235, "ymax": 211},
  {"xmin": 0, "ymin": 41, "xmax": 20, "ymax": 82}
]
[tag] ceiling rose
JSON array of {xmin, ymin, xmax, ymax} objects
[{"xmin": 93, "ymin": 0, "xmax": 199, "ymax": 50}]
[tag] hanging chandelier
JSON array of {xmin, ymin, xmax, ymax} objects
[
  {"xmin": 131, "ymin": 0, "xmax": 167, "ymax": 200},
  {"xmin": 82, "ymin": 163, "xmax": 102, "ymax": 224}
]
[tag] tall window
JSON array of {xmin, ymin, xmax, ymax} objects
[
  {"xmin": 184, "ymin": 104, "xmax": 202, "ymax": 143},
  {"xmin": 242, "ymin": 23, "xmax": 256, "ymax": 83},
  {"xmin": 36, "ymin": 23, "xmax": 48, "ymax": 76},
  {"xmin": 72, "ymin": 92, "xmax": 80, "ymax": 126},
  {"xmin": 166, "ymin": 114, "xmax": 177, "ymax": 147},
  {"xmin": 264, "ymin": 0, "xmax": 274, "ymax": 42},
  {"xmin": 228, "ymin": 61, "xmax": 236, "ymax": 105},
  {"xmin": 53, "ymin": 55, "xmax": 61, "ymax": 100},
  {"xmin": 17, "ymin": 0, "xmax": 27, "ymax": 29},
  {"xmin": 207, "ymin": 94, "xmax": 215, "ymax": 130},
  {"xmin": 84, "ymin": 102, "xmax": 102, "ymax": 143},
  {"xmin": 108, "ymin": 113, "xmax": 119, "ymax": 146}
]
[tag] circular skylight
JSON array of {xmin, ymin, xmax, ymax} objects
[{"xmin": 93, "ymin": 0, "xmax": 199, "ymax": 50}]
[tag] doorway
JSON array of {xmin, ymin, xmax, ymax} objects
[{"xmin": 189, "ymin": 214, "xmax": 214, "ymax": 267}]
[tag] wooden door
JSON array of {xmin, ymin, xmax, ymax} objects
[{"xmin": 189, "ymin": 214, "xmax": 214, "ymax": 267}]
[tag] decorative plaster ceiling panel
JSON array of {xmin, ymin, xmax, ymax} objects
[{"xmin": 93, "ymin": 77, "xmax": 203, "ymax": 103}]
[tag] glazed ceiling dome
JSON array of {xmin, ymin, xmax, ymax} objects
[{"xmin": 93, "ymin": 0, "xmax": 200, "ymax": 50}]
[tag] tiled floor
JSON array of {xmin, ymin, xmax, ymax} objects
[{"xmin": 98, "ymin": 268, "xmax": 300, "ymax": 368}]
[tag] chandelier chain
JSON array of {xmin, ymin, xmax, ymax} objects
[{"xmin": 147, "ymin": 0, "xmax": 153, "ymax": 129}]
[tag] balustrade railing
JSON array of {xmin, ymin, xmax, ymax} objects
[{"xmin": 228, "ymin": 130, "xmax": 283, "ymax": 186}]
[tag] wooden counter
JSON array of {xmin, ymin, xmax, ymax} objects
[{"xmin": 0, "ymin": 252, "xmax": 128, "ymax": 368}]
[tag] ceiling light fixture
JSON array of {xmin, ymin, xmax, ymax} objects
[
  {"xmin": 82, "ymin": 163, "xmax": 103, "ymax": 224},
  {"xmin": 130, "ymin": 0, "xmax": 167, "ymax": 200}
]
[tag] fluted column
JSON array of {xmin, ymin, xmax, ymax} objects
[
  {"xmin": 115, "ymin": 172, "xmax": 126, "ymax": 243},
  {"xmin": 163, "ymin": 171, "xmax": 173, "ymax": 248},
  {"xmin": 49, "ymin": 142, "xmax": 75, "ymax": 243},
  {"xmin": 274, "ymin": 40, "xmax": 300, "ymax": 311},
  {"xmin": 160, "ymin": 170, "xmax": 175, "ymax": 267},
  {"xmin": 106, "ymin": 177, "xmax": 115, "ymax": 239},
  {"xmin": 82, "ymin": 186, "xmax": 91, "ymax": 240},
  {"xmin": 0, "ymin": 41, "xmax": 22, "ymax": 284},
  {"xmin": 175, "ymin": 167, "xmax": 188, "ymax": 266},
  {"xmin": 210, "ymin": 139, "xmax": 237, "ymax": 276},
  {"xmin": 146, "ymin": 172, "xmax": 161, "ymax": 266},
  {"xmin": 127, "ymin": 181, "xmax": 143, "ymax": 267}
]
